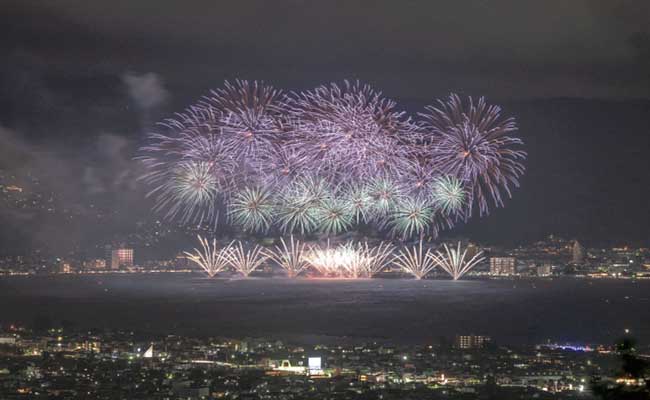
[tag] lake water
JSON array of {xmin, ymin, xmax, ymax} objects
[{"xmin": 0, "ymin": 274, "xmax": 647, "ymax": 345}]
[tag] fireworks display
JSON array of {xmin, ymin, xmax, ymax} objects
[
  {"xmin": 387, "ymin": 197, "xmax": 434, "ymax": 240},
  {"xmin": 419, "ymin": 94, "xmax": 526, "ymax": 217},
  {"xmin": 224, "ymin": 241, "xmax": 268, "ymax": 278},
  {"xmin": 228, "ymin": 186, "xmax": 275, "ymax": 233},
  {"xmin": 141, "ymin": 80, "xmax": 526, "ymax": 239},
  {"xmin": 430, "ymin": 242, "xmax": 485, "ymax": 280},
  {"xmin": 393, "ymin": 239, "xmax": 437, "ymax": 279},
  {"xmin": 185, "ymin": 236, "xmax": 486, "ymax": 281},
  {"xmin": 431, "ymin": 175, "xmax": 466, "ymax": 217},
  {"xmin": 303, "ymin": 240, "xmax": 395, "ymax": 278},
  {"xmin": 265, "ymin": 236, "xmax": 309, "ymax": 278},
  {"xmin": 183, "ymin": 235, "xmax": 233, "ymax": 278}
]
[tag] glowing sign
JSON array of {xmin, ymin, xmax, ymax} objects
[{"xmin": 308, "ymin": 357, "xmax": 322, "ymax": 373}]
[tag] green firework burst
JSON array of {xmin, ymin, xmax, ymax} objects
[{"xmin": 228, "ymin": 186, "xmax": 276, "ymax": 233}]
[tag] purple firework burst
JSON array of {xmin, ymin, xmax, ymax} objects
[
  {"xmin": 419, "ymin": 94, "xmax": 526, "ymax": 216},
  {"xmin": 286, "ymin": 80, "xmax": 419, "ymax": 183}
]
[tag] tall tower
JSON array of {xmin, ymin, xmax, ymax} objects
[{"xmin": 571, "ymin": 240, "xmax": 584, "ymax": 264}]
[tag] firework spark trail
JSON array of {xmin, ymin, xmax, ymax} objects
[
  {"xmin": 430, "ymin": 242, "xmax": 485, "ymax": 280},
  {"xmin": 304, "ymin": 241, "xmax": 341, "ymax": 277},
  {"xmin": 183, "ymin": 235, "xmax": 234, "ymax": 278},
  {"xmin": 225, "ymin": 241, "xmax": 269, "ymax": 278},
  {"xmin": 337, "ymin": 242, "xmax": 369, "ymax": 278},
  {"xmin": 303, "ymin": 241, "xmax": 395, "ymax": 278},
  {"xmin": 393, "ymin": 239, "xmax": 437, "ymax": 279},
  {"xmin": 265, "ymin": 236, "xmax": 309, "ymax": 278},
  {"xmin": 304, "ymin": 241, "xmax": 363, "ymax": 278},
  {"xmin": 362, "ymin": 241, "xmax": 395, "ymax": 277}
]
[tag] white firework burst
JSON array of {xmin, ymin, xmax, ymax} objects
[
  {"xmin": 429, "ymin": 242, "xmax": 484, "ymax": 280},
  {"xmin": 393, "ymin": 239, "xmax": 437, "ymax": 279},
  {"xmin": 183, "ymin": 235, "xmax": 234, "ymax": 278},
  {"xmin": 265, "ymin": 236, "xmax": 309, "ymax": 278},
  {"xmin": 225, "ymin": 241, "xmax": 269, "ymax": 278},
  {"xmin": 363, "ymin": 241, "xmax": 396, "ymax": 277}
]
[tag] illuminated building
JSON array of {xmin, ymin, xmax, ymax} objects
[
  {"xmin": 571, "ymin": 240, "xmax": 584, "ymax": 264},
  {"xmin": 537, "ymin": 263, "xmax": 552, "ymax": 276},
  {"xmin": 83, "ymin": 259, "xmax": 107, "ymax": 270},
  {"xmin": 0, "ymin": 337, "xmax": 16, "ymax": 345},
  {"xmin": 273, "ymin": 359, "xmax": 306, "ymax": 374},
  {"xmin": 455, "ymin": 335, "xmax": 491, "ymax": 349},
  {"xmin": 308, "ymin": 356, "xmax": 322, "ymax": 375},
  {"xmin": 143, "ymin": 345, "xmax": 153, "ymax": 358},
  {"xmin": 490, "ymin": 257, "xmax": 516, "ymax": 275},
  {"xmin": 60, "ymin": 262, "xmax": 72, "ymax": 274},
  {"xmin": 110, "ymin": 249, "xmax": 134, "ymax": 270}
]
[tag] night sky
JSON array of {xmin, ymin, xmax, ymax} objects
[{"xmin": 1, "ymin": 1, "xmax": 649, "ymax": 255}]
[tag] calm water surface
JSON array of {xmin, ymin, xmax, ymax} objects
[{"xmin": 0, "ymin": 274, "xmax": 647, "ymax": 345}]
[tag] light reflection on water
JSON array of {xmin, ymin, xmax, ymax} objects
[{"xmin": 0, "ymin": 274, "xmax": 646, "ymax": 345}]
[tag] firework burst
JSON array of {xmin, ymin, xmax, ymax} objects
[
  {"xmin": 254, "ymin": 146, "xmax": 308, "ymax": 188},
  {"xmin": 403, "ymin": 162, "xmax": 436, "ymax": 199},
  {"xmin": 304, "ymin": 242, "xmax": 363, "ymax": 278},
  {"xmin": 276, "ymin": 196, "xmax": 319, "ymax": 235},
  {"xmin": 431, "ymin": 175, "xmax": 466, "ymax": 217},
  {"xmin": 368, "ymin": 177, "xmax": 403, "ymax": 217},
  {"xmin": 304, "ymin": 241, "xmax": 395, "ymax": 278},
  {"xmin": 387, "ymin": 197, "xmax": 434, "ymax": 239},
  {"xmin": 201, "ymin": 80, "xmax": 285, "ymax": 164},
  {"xmin": 264, "ymin": 236, "xmax": 309, "ymax": 278},
  {"xmin": 420, "ymin": 94, "xmax": 526, "ymax": 216},
  {"xmin": 139, "ymin": 111, "xmax": 237, "ymax": 227},
  {"xmin": 140, "ymin": 81, "xmax": 526, "ymax": 237},
  {"xmin": 228, "ymin": 186, "xmax": 276, "ymax": 233},
  {"xmin": 393, "ymin": 239, "xmax": 437, "ymax": 279},
  {"xmin": 430, "ymin": 242, "xmax": 485, "ymax": 280},
  {"xmin": 225, "ymin": 241, "xmax": 268, "ymax": 277},
  {"xmin": 152, "ymin": 161, "xmax": 221, "ymax": 226},
  {"xmin": 341, "ymin": 183, "xmax": 374, "ymax": 224},
  {"xmin": 286, "ymin": 81, "xmax": 418, "ymax": 182},
  {"xmin": 303, "ymin": 242, "xmax": 340, "ymax": 277},
  {"xmin": 363, "ymin": 241, "xmax": 396, "ymax": 277},
  {"xmin": 184, "ymin": 235, "xmax": 233, "ymax": 278},
  {"xmin": 275, "ymin": 176, "xmax": 330, "ymax": 235},
  {"xmin": 315, "ymin": 197, "xmax": 354, "ymax": 235}
]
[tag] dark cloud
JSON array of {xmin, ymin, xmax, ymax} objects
[
  {"xmin": 0, "ymin": 124, "xmax": 146, "ymax": 254},
  {"xmin": 0, "ymin": 1, "xmax": 649, "ymax": 255},
  {"xmin": 122, "ymin": 72, "xmax": 169, "ymax": 112},
  {"xmin": 3, "ymin": 1, "xmax": 649, "ymax": 101}
]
